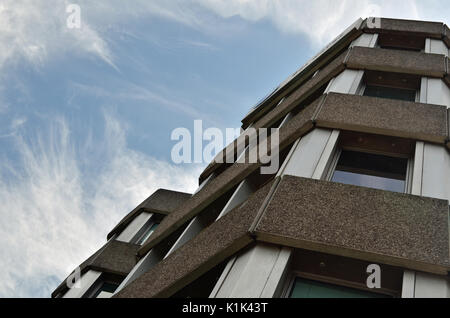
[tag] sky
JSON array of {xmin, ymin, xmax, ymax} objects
[{"xmin": 0, "ymin": 0, "xmax": 449, "ymax": 298}]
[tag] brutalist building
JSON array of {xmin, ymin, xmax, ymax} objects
[{"xmin": 53, "ymin": 17, "xmax": 450, "ymax": 298}]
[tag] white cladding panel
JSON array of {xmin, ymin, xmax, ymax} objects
[
  {"xmin": 283, "ymin": 129, "xmax": 334, "ymax": 178},
  {"xmin": 422, "ymin": 144, "xmax": 450, "ymax": 201},
  {"xmin": 415, "ymin": 272, "xmax": 450, "ymax": 298},
  {"xmin": 421, "ymin": 78, "xmax": 450, "ymax": 109},
  {"xmin": 351, "ymin": 33, "xmax": 378, "ymax": 48},
  {"xmin": 116, "ymin": 212, "xmax": 152, "ymax": 243},
  {"xmin": 426, "ymin": 39, "xmax": 449, "ymax": 56}
]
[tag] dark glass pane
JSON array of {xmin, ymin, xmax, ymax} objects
[
  {"xmin": 136, "ymin": 222, "xmax": 159, "ymax": 245},
  {"xmin": 379, "ymin": 46, "xmax": 422, "ymax": 52},
  {"xmin": 93, "ymin": 282, "xmax": 119, "ymax": 298},
  {"xmin": 172, "ymin": 259, "xmax": 229, "ymax": 298},
  {"xmin": 289, "ymin": 278, "xmax": 388, "ymax": 298},
  {"xmin": 331, "ymin": 150, "xmax": 408, "ymax": 193},
  {"xmin": 364, "ymin": 85, "xmax": 416, "ymax": 102},
  {"xmin": 377, "ymin": 33, "xmax": 425, "ymax": 52},
  {"xmin": 332, "ymin": 171, "xmax": 405, "ymax": 193}
]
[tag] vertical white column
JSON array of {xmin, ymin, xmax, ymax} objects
[
  {"xmin": 401, "ymin": 142, "xmax": 425, "ymax": 298},
  {"xmin": 422, "ymin": 144, "xmax": 450, "ymax": 201},
  {"xmin": 325, "ymin": 32, "xmax": 376, "ymax": 97},
  {"xmin": 414, "ymin": 273, "xmax": 450, "ymax": 298},
  {"xmin": 420, "ymin": 78, "xmax": 450, "ymax": 109},
  {"xmin": 215, "ymin": 179, "xmax": 256, "ymax": 220},
  {"xmin": 401, "ymin": 271, "xmax": 416, "ymax": 298},
  {"xmin": 116, "ymin": 212, "xmax": 153, "ymax": 243},
  {"xmin": 425, "ymin": 38, "xmax": 449, "ymax": 57},
  {"xmin": 210, "ymin": 244, "xmax": 292, "ymax": 298},
  {"xmin": 411, "ymin": 142, "xmax": 424, "ymax": 196},
  {"xmin": 282, "ymin": 129, "xmax": 338, "ymax": 179},
  {"xmin": 422, "ymin": 38, "xmax": 450, "ymax": 110},
  {"xmin": 413, "ymin": 142, "xmax": 450, "ymax": 297},
  {"xmin": 325, "ymin": 69, "xmax": 364, "ymax": 95},
  {"xmin": 406, "ymin": 65, "xmax": 450, "ymax": 298},
  {"xmin": 351, "ymin": 33, "xmax": 378, "ymax": 48}
]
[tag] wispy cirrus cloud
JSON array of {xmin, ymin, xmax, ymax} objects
[
  {"xmin": 0, "ymin": 0, "xmax": 447, "ymax": 73},
  {"xmin": 69, "ymin": 81, "xmax": 222, "ymax": 126},
  {"xmin": 0, "ymin": 0, "xmax": 450, "ymax": 72},
  {"xmin": 0, "ymin": 0, "xmax": 115, "ymax": 70},
  {"xmin": 193, "ymin": 0, "xmax": 421, "ymax": 45},
  {"xmin": 173, "ymin": 0, "xmax": 449, "ymax": 46},
  {"xmin": 0, "ymin": 112, "xmax": 200, "ymax": 297}
]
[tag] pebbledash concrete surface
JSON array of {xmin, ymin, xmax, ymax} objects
[{"xmin": 53, "ymin": 17, "xmax": 450, "ymax": 298}]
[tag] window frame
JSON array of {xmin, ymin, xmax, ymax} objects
[
  {"xmin": 282, "ymin": 271, "xmax": 397, "ymax": 298},
  {"xmin": 375, "ymin": 33, "xmax": 426, "ymax": 53},
  {"xmin": 131, "ymin": 213, "xmax": 164, "ymax": 246},
  {"xmin": 82, "ymin": 273, "xmax": 123, "ymax": 298},
  {"xmin": 325, "ymin": 148, "xmax": 413, "ymax": 194},
  {"xmin": 324, "ymin": 132, "xmax": 415, "ymax": 194},
  {"xmin": 356, "ymin": 71, "xmax": 421, "ymax": 103},
  {"xmin": 358, "ymin": 83, "xmax": 420, "ymax": 102},
  {"xmin": 362, "ymin": 84, "xmax": 420, "ymax": 102},
  {"xmin": 279, "ymin": 250, "xmax": 403, "ymax": 298},
  {"xmin": 134, "ymin": 221, "xmax": 159, "ymax": 246}
]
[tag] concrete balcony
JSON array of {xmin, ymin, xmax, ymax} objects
[{"xmin": 254, "ymin": 175, "xmax": 450, "ymax": 275}]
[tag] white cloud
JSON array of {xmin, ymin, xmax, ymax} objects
[
  {"xmin": 194, "ymin": 0, "xmax": 424, "ymax": 45},
  {"xmin": 0, "ymin": 112, "xmax": 200, "ymax": 297},
  {"xmin": 180, "ymin": 39, "xmax": 219, "ymax": 50},
  {"xmin": 192, "ymin": 0, "xmax": 450, "ymax": 46},
  {"xmin": 70, "ymin": 81, "xmax": 208, "ymax": 121},
  {"xmin": 10, "ymin": 117, "xmax": 27, "ymax": 130},
  {"xmin": 94, "ymin": 0, "xmax": 446, "ymax": 47},
  {"xmin": 0, "ymin": 0, "xmax": 210, "ymax": 72},
  {"xmin": 0, "ymin": 0, "xmax": 448, "ymax": 72},
  {"xmin": 0, "ymin": 0, "xmax": 115, "ymax": 70}
]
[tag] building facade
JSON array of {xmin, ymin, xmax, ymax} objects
[{"xmin": 52, "ymin": 17, "xmax": 450, "ymax": 298}]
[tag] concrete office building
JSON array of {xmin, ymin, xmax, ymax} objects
[{"xmin": 52, "ymin": 17, "xmax": 450, "ymax": 298}]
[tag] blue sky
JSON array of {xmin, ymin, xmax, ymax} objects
[{"xmin": 0, "ymin": 0, "xmax": 449, "ymax": 298}]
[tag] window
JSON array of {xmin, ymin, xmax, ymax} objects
[
  {"xmin": 82, "ymin": 273, "xmax": 123, "ymax": 298},
  {"xmin": 289, "ymin": 277, "xmax": 387, "ymax": 298},
  {"xmin": 377, "ymin": 33, "xmax": 425, "ymax": 52},
  {"xmin": 326, "ymin": 131, "xmax": 415, "ymax": 194},
  {"xmin": 172, "ymin": 259, "xmax": 229, "ymax": 298},
  {"xmin": 129, "ymin": 213, "xmax": 165, "ymax": 246},
  {"xmin": 363, "ymin": 85, "xmax": 416, "ymax": 102},
  {"xmin": 135, "ymin": 222, "xmax": 159, "ymax": 246},
  {"xmin": 330, "ymin": 150, "xmax": 408, "ymax": 193},
  {"xmin": 282, "ymin": 249, "xmax": 403, "ymax": 298},
  {"xmin": 359, "ymin": 71, "xmax": 421, "ymax": 102},
  {"xmin": 92, "ymin": 282, "xmax": 119, "ymax": 298}
]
